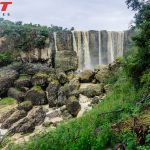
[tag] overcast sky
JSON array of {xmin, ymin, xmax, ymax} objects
[{"xmin": 3, "ymin": 0, "xmax": 135, "ymax": 31}]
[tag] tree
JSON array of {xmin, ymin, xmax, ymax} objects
[{"xmin": 125, "ymin": 0, "xmax": 150, "ymax": 83}]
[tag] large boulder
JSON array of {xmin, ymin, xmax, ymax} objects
[
  {"xmin": 94, "ymin": 65, "xmax": 110, "ymax": 82},
  {"xmin": 55, "ymin": 51, "xmax": 78, "ymax": 72},
  {"xmin": 79, "ymin": 84, "xmax": 104, "ymax": 98},
  {"xmin": 66, "ymin": 96, "xmax": 81, "ymax": 117},
  {"xmin": 17, "ymin": 101, "xmax": 33, "ymax": 112},
  {"xmin": 79, "ymin": 70, "xmax": 94, "ymax": 83},
  {"xmin": 46, "ymin": 81, "xmax": 60, "ymax": 107},
  {"xmin": 0, "ymin": 69, "xmax": 18, "ymax": 96},
  {"xmin": 7, "ymin": 87, "xmax": 25, "ymax": 103},
  {"xmin": 1, "ymin": 110, "xmax": 27, "ymax": 129},
  {"xmin": 25, "ymin": 86, "xmax": 47, "ymax": 105},
  {"xmin": 14, "ymin": 75, "xmax": 31, "ymax": 88},
  {"xmin": 32, "ymin": 72, "xmax": 49, "ymax": 86}
]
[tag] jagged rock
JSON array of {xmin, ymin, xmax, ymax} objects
[
  {"xmin": 1, "ymin": 110, "xmax": 27, "ymax": 129},
  {"xmin": 57, "ymin": 85, "xmax": 69, "ymax": 106},
  {"xmin": 55, "ymin": 51, "xmax": 78, "ymax": 72},
  {"xmin": 46, "ymin": 81, "xmax": 60, "ymax": 107},
  {"xmin": 79, "ymin": 70, "xmax": 94, "ymax": 83},
  {"xmin": 25, "ymin": 86, "xmax": 47, "ymax": 105},
  {"xmin": 14, "ymin": 75, "xmax": 31, "ymax": 88},
  {"xmin": 79, "ymin": 84, "xmax": 104, "ymax": 98},
  {"xmin": 57, "ymin": 72, "xmax": 68, "ymax": 85},
  {"xmin": 66, "ymin": 96, "xmax": 81, "ymax": 117},
  {"xmin": 68, "ymin": 78, "xmax": 80, "ymax": 91},
  {"xmin": 32, "ymin": 72, "xmax": 48, "ymax": 86},
  {"xmin": 27, "ymin": 106, "xmax": 46, "ymax": 126},
  {"xmin": 9, "ymin": 106, "xmax": 46, "ymax": 134},
  {"xmin": 0, "ymin": 108, "xmax": 16, "ymax": 123},
  {"xmin": 7, "ymin": 87, "xmax": 25, "ymax": 103},
  {"xmin": 55, "ymin": 32, "xmax": 73, "ymax": 51},
  {"xmin": 9, "ymin": 117, "xmax": 35, "ymax": 134},
  {"xmin": 23, "ymin": 63, "xmax": 50, "ymax": 75},
  {"xmin": 0, "ymin": 69, "xmax": 18, "ymax": 96},
  {"xmin": 46, "ymin": 110, "xmax": 61, "ymax": 119},
  {"xmin": 17, "ymin": 101, "xmax": 33, "ymax": 112},
  {"xmin": 94, "ymin": 65, "xmax": 110, "ymax": 82}
]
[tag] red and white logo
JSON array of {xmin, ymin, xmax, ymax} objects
[{"xmin": 0, "ymin": 1, "xmax": 12, "ymax": 12}]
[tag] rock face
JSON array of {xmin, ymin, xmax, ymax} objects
[
  {"xmin": 25, "ymin": 87, "xmax": 47, "ymax": 105},
  {"xmin": 0, "ymin": 69, "xmax": 18, "ymax": 96},
  {"xmin": 55, "ymin": 51, "xmax": 78, "ymax": 72}
]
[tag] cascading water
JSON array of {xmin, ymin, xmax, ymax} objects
[
  {"xmin": 53, "ymin": 32, "xmax": 58, "ymax": 52},
  {"xmin": 107, "ymin": 31, "xmax": 114, "ymax": 64},
  {"xmin": 82, "ymin": 32, "xmax": 92, "ymax": 70},
  {"xmin": 53, "ymin": 30, "xmax": 127, "ymax": 71}
]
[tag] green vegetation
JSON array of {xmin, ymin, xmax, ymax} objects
[
  {"xmin": 0, "ymin": 51, "xmax": 12, "ymax": 66},
  {"xmin": 0, "ymin": 97, "xmax": 17, "ymax": 106},
  {"xmin": 0, "ymin": 18, "xmax": 74, "ymax": 52},
  {"xmin": 31, "ymin": 86, "xmax": 42, "ymax": 91},
  {"xmin": 1, "ymin": 1, "xmax": 150, "ymax": 149}
]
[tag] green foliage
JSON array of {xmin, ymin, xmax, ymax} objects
[
  {"xmin": 0, "ymin": 52, "xmax": 12, "ymax": 65},
  {"xmin": 0, "ymin": 18, "xmax": 73, "ymax": 52},
  {"xmin": 0, "ymin": 97, "xmax": 17, "ymax": 106},
  {"xmin": 125, "ymin": 1, "xmax": 150, "ymax": 84},
  {"xmin": 31, "ymin": 86, "xmax": 42, "ymax": 91}
]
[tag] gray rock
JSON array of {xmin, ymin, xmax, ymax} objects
[
  {"xmin": 25, "ymin": 86, "xmax": 47, "ymax": 105},
  {"xmin": 46, "ymin": 81, "xmax": 60, "ymax": 107},
  {"xmin": 79, "ymin": 70, "xmax": 94, "ymax": 83},
  {"xmin": 17, "ymin": 101, "xmax": 33, "ymax": 112},
  {"xmin": 32, "ymin": 72, "xmax": 48, "ymax": 86},
  {"xmin": 8, "ymin": 87, "xmax": 25, "ymax": 103},
  {"xmin": 56, "ymin": 32, "xmax": 73, "ymax": 51},
  {"xmin": 0, "ymin": 69, "xmax": 18, "ymax": 96},
  {"xmin": 55, "ymin": 50, "xmax": 78, "ymax": 72},
  {"xmin": 14, "ymin": 75, "xmax": 31, "ymax": 88},
  {"xmin": 66, "ymin": 96, "xmax": 81, "ymax": 117},
  {"xmin": 57, "ymin": 72, "xmax": 68, "ymax": 85},
  {"xmin": 80, "ymin": 84, "xmax": 104, "ymax": 98},
  {"xmin": 1, "ymin": 110, "xmax": 27, "ymax": 129}
]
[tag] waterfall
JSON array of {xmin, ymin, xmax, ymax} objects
[
  {"xmin": 72, "ymin": 31, "xmax": 78, "ymax": 53},
  {"xmin": 53, "ymin": 32, "xmax": 58, "ymax": 52},
  {"xmin": 117, "ymin": 32, "xmax": 124, "ymax": 57},
  {"xmin": 82, "ymin": 32, "xmax": 92, "ymax": 70},
  {"xmin": 108, "ymin": 31, "xmax": 114, "ymax": 64},
  {"xmin": 98, "ymin": 31, "xmax": 102, "ymax": 64},
  {"xmin": 51, "ymin": 30, "xmax": 128, "ymax": 71}
]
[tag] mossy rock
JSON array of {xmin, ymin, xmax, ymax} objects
[
  {"xmin": 26, "ymin": 87, "xmax": 47, "ymax": 105},
  {"xmin": 32, "ymin": 72, "xmax": 49, "ymax": 86},
  {"xmin": 17, "ymin": 101, "xmax": 33, "ymax": 112}
]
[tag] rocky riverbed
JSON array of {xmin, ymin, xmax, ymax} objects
[{"xmin": 0, "ymin": 60, "xmax": 119, "ymax": 144}]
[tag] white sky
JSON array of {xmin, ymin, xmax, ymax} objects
[{"xmin": 2, "ymin": 0, "xmax": 135, "ymax": 31}]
